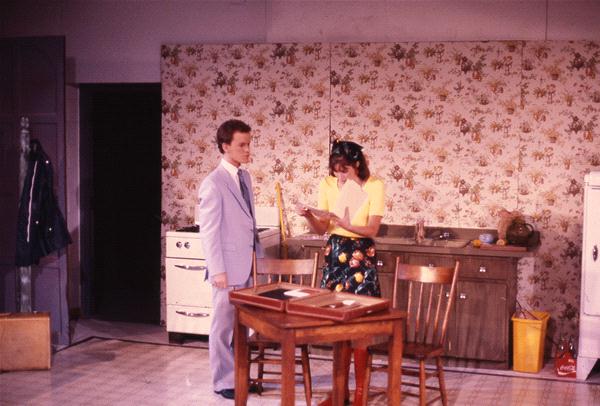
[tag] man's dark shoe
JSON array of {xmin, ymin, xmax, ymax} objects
[
  {"xmin": 214, "ymin": 389, "xmax": 235, "ymax": 399},
  {"xmin": 248, "ymin": 383, "xmax": 259, "ymax": 394}
]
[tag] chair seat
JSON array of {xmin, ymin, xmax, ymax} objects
[
  {"xmin": 403, "ymin": 342, "xmax": 445, "ymax": 360},
  {"xmin": 363, "ymin": 340, "xmax": 444, "ymax": 359},
  {"xmin": 248, "ymin": 333, "xmax": 280, "ymax": 349}
]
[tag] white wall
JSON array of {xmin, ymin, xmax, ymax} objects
[{"xmin": 2, "ymin": 0, "xmax": 600, "ymax": 83}]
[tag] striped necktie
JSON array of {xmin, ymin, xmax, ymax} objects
[{"xmin": 237, "ymin": 169, "xmax": 253, "ymax": 215}]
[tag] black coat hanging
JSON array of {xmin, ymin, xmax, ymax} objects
[{"xmin": 16, "ymin": 139, "xmax": 71, "ymax": 266}]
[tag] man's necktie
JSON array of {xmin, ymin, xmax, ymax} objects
[
  {"xmin": 238, "ymin": 169, "xmax": 259, "ymax": 248},
  {"xmin": 237, "ymin": 169, "xmax": 253, "ymax": 215}
]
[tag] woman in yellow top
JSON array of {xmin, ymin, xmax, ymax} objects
[{"xmin": 298, "ymin": 139, "xmax": 384, "ymax": 406}]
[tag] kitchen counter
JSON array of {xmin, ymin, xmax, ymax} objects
[{"xmin": 286, "ymin": 225, "xmax": 539, "ymax": 259}]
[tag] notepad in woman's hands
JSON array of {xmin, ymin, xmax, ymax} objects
[{"xmin": 333, "ymin": 179, "xmax": 368, "ymax": 221}]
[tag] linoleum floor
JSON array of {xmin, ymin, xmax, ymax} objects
[{"xmin": 1, "ymin": 319, "xmax": 599, "ymax": 405}]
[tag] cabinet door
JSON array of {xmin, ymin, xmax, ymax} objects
[
  {"xmin": 375, "ymin": 251, "xmax": 400, "ymax": 302},
  {"xmin": 452, "ymin": 280, "xmax": 507, "ymax": 361},
  {"xmin": 375, "ymin": 250, "xmax": 398, "ymax": 274}
]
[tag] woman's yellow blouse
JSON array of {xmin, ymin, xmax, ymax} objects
[{"xmin": 317, "ymin": 176, "xmax": 385, "ymax": 238}]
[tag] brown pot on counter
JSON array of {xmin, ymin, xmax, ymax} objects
[{"xmin": 506, "ymin": 218, "xmax": 534, "ymax": 246}]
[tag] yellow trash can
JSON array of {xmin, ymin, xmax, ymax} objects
[{"xmin": 512, "ymin": 311, "xmax": 549, "ymax": 373}]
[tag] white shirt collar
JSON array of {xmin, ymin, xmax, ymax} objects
[{"xmin": 221, "ymin": 158, "xmax": 241, "ymax": 188}]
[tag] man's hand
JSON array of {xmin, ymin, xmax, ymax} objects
[{"xmin": 212, "ymin": 273, "xmax": 228, "ymax": 289}]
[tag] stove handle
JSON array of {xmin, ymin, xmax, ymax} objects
[
  {"xmin": 175, "ymin": 310, "xmax": 209, "ymax": 318},
  {"xmin": 174, "ymin": 264, "xmax": 208, "ymax": 271},
  {"xmin": 593, "ymin": 245, "xmax": 598, "ymax": 262}
]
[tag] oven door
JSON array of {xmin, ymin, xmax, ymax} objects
[{"xmin": 166, "ymin": 258, "xmax": 211, "ymax": 306}]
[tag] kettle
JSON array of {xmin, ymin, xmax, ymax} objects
[{"xmin": 506, "ymin": 218, "xmax": 534, "ymax": 246}]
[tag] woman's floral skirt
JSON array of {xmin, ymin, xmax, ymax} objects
[{"xmin": 320, "ymin": 234, "xmax": 381, "ymax": 297}]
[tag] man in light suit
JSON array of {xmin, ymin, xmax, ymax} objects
[{"xmin": 196, "ymin": 119, "xmax": 263, "ymax": 400}]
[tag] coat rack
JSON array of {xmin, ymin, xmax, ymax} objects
[{"xmin": 17, "ymin": 116, "xmax": 32, "ymax": 312}]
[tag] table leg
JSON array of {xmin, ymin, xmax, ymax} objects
[
  {"xmin": 280, "ymin": 330, "xmax": 296, "ymax": 406},
  {"xmin": 332, "ymin": 340, "xmax": 350, "ymax": 406},
  {"xmin": 387, "ymin": 320, "xmax": 403, "ymax": 405},
  {"xmin": 234, "ymin": 308, "xmax": 249, "ymax": 406}
]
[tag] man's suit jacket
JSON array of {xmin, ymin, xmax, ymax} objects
[{"xmin": 197, "ymin": 164, "xmax": 263, "ymax": 286}]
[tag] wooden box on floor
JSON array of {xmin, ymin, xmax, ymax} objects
[{"xmin": 0, "ymin": 312, "xmax": 51, "ymax": 371}]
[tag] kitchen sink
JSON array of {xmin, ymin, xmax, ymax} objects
[
  {"xmin": 374, "ymin": 236, "xmax": 470, "ymax": 248},
  {"xmin": 428, "ymin": 239, "xmax": 471, "ymax": 248}
]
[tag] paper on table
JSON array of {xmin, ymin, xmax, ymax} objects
[
  {"xmin": 333, "ymin": 179, "xmax": 368, "ymax": 221},
  {"xmin": 283, "ymin": 289, "xmax": 311, "ymax": 298}
]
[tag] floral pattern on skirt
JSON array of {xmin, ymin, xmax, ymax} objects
[{"xmin": 320, "ymin": 234, "xmax": 381, "ymax": 297}]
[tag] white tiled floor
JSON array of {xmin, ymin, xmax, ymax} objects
[{"xmin": 1, "ymin": 319, "xmax": 599, "ymax": 405}]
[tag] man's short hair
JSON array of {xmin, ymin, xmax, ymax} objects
[{"xmin": 216, "ymin": 119, "xmax": 251, "ymax": 154}]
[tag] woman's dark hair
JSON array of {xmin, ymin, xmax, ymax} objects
[
  {"xmin": 216, "ymin": 119, "xmax": 251, "ymax": 153},
  {"xmin": 329, "ymin": 139, "xmax": 370, "ymax": 180}
]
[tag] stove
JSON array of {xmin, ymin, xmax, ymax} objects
[{"xmin": 165, "ymin": 207, "xmax": 281, "ymax": 338}]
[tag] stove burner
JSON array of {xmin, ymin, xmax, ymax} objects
[
  {"xmin": 175, "ymin": 225, "xmax": 275, "ymax": 234},
  {"xmin": 176, "ymin": 225, "xmax": 199, "ymax": 232}
]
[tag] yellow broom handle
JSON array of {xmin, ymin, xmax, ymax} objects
[{"xmin": 275, "ymin": 182, "xmax": 288, "ymax": 258}]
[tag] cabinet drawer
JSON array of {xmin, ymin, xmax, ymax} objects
[
  {"xmin": 166, "ymin": 258, "xmax": 212, "ymax": 306},
  {"xmin": 459, "ymin": 257, "xmax": 511, "ymax": 280},
  {"xmin": 166, "ymin": 304, "xmax": 212, "ymax": 335},
  {"xmin": 405, "ymin": 254, "xmax": 457, "ymax": 268},
  {"xmin": 375, "ymin": 251, "xmax": 399, "ymax": 273}
]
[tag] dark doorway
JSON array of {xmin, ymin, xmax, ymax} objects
[{"xmin": 80, "ymin": 84, "xmax": 161, "ymax": 324}]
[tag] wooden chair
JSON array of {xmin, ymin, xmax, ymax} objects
[
  {"xmin": 248, "ymin": 252, "xmax": 319, "ymax": 406},
  {"xmin": 362, "ymin": 257, "xmax": 460, "ymax": 406}
]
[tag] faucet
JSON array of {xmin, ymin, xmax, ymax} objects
[
  {"xmin": 430, "ymin": 229, "xmax": 452, "ymax": 240},
  {"xmin": 440, "ymin": 231, "xmax": 452, "ymax": 240},
  {"xmin": 415, "ymin": 219, "xmax": 425, "ymax": 244}
]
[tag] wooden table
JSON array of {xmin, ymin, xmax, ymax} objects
[{"xmin": 233, "ymin": 304, "xmax": 406, "ymax": 406}]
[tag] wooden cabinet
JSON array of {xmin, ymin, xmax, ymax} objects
[
  {"xmin": 292, "ymin": 242, "xmax": 519, "ymax": 368},
  {"xmin": 453, "ymin": 280, "xmax": 507, "ymax": 361},
  {"xmin": 451, "ymin": 256, "xmax": 517, "ymax": 367},
  {"xmin": 405, "ymin": 253, "xmax": 517, "ymax": 367}
]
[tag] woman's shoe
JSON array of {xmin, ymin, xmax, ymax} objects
[{"xmin": 317, "ymin": 394, "xmax": 350, "ymax": 406}]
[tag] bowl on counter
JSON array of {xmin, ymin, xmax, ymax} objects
[{"xmin": 479, "ymin": 233, "xmax": 495, "ymax": 244}]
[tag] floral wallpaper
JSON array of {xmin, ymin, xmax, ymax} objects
[{"xmin": 161, "ymin": 41, "xmax": 599, "ymax": 347}]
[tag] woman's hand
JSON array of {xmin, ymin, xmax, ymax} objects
[
  {"xmin": 294, "ymin": 202, "xmax": 311, "ymax": 217},
  {"xmin": 295, "ymin": 203, "xmax": 331, "ymax": 235},
  {"xmin": 331, "ymin": 213, "xmax": 383, "ymax": 238},
  {"xmin": 331, "ymin": 208, "xmax": 351, "ymax": 230}
]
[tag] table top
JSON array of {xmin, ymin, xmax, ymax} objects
[{"xmin": 235, "ymin": 304, "xmax": 405, "ymax": 329}]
